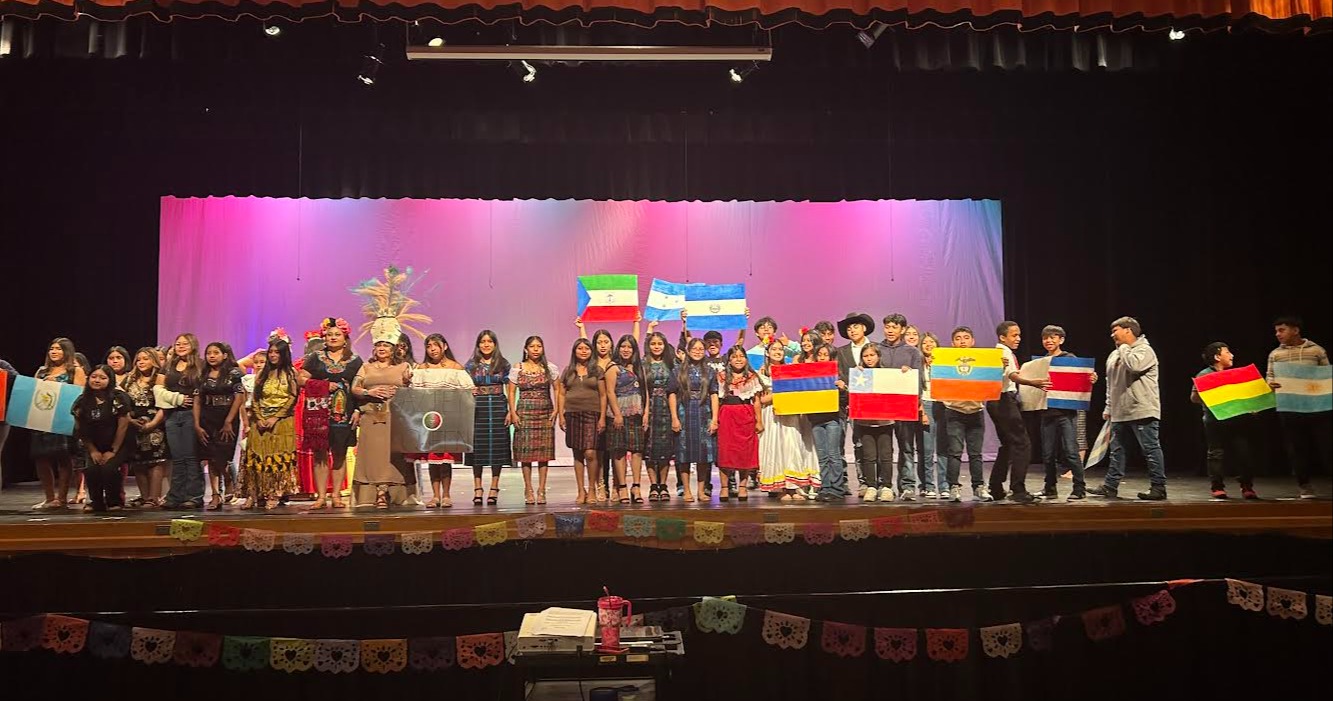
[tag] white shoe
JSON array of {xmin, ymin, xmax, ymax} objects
[
  {"xmin": 900, "ymin": 488, "xmax": 917, "ymax": 502},
  {"xmin": 923, "ymin": 489, "xmax": 938, "ymax": 498},
  {"xmin": 949, "ymin": 486, "xmax": 963, "ymax": 502},
  {"xmin": 878, "ymin": 486, "xmax": 895, "ymax": 502},
  {"xmin": 863, "ymin": 486, "xmax": 878, "ymax": 502},
  {"xmin": 973, "ymin": 486, "xmax": 993, "ymax": 502}
]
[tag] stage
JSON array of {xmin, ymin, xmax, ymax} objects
[{"xmin": 1, "ymin": 472, "xmax": 1328, "ymax": 556}]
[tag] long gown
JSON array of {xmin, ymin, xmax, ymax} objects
[
  {"xmin": 757, "ymin": 373, "xmax": 821, "ymax": 493},
  {"xmin": 352, "ymin": 361, "xmax": 412, "ymax": 505}
]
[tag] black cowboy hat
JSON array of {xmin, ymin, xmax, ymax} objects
[{"xmin": 837, "ymin": 312, "xmax": 876, "ymax": 339}]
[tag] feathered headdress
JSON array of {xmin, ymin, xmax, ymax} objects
[{"xmin": 350, "ymin": 265, "xmax": 432, "ymax": 345}]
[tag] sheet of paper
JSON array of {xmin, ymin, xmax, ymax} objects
[
  {"xmin": 1017, "ymin": 357, "xmax": 1051, "ymax": 411},
  {"xmin": 532, "ymin": 607, "xmax": 597, "ymax": 637}
]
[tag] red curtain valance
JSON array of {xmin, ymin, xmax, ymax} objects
[{"xmin": 1, "ymin": 0, "xmax": 1328, "ymax": 20}]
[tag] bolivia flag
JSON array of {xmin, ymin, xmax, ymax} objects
[
  {"xmin": 849, "ymin": 367, "xmax": 920, "ymax": 421},
  {"xmin": 6, "ymin": 375, "xmax": 80, "ymax": 436},
  {"xmin": 1193, "ymin": 364, "xmax": 1276, "ymax": 421},
  {"xmin": 1272, "ymin": 364, "xmax": 1332, "ymax": 414},
  {"xmin": 576, "ymin": 274, "xmax": 639, "ymax": 323},
  {"xmin": 929, "ymin": 347, "xmax": 1004, "ymax": 402},
  {"xmin": 771, "ymin": 361, "xmax": 839, "ymax": 415}
]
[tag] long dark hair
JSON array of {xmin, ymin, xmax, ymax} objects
[
  {"xmin": 38, "ymin": 337, "xmax": 77, "ymax": 376},
  {"xmin": 520, "ymin": 336, "xmax": 556, "ymax": 381},
  {"xmin": 105, "ymin": 346, "xmax": 131, "ymax": 375},
  {"xmin": 422, "ymin": 333, "xmax": 457, "ymax": 364},
  {"xmin": 204, "ymin": 342, "xmax": 239, "ymax": 380},
  {"xmin": 591, "ymin": 329, "xmax": 615, "ymax": 361},
  {"xmin": 167, "ymin": 333, "xmax": 204, "ymax": 384},
  {"xmin": 643, "ymin": 331, "xmax": 676, "ymax": 372},
  {"xmin": 467, "ymin": 329, "xmax": 511, "ymax": 377},
  {"xmin": 719, "ymin": 345, "xmax": 757, "ymax": 399},
  {"xmin": 760, "ymin": 338, "xmax": 788, "ymax": 377},
  {"xmin": 560, "ymin": 338, "xmax": 602, "ymax": 387},
  {"xmin": 254, "ymin": 340, "xmax": 296, "ymax": 405},
  {"xmin": 394, "ymin": 333, "xmax": 417, "ymax": 365},
  {"xmin": 795, "ymin": 332, "xmax": 825, "ymax": 363},
  {"xmin": 612, "ymin": 335, "xmax": 646, "ymax": 404},
  {"xmin": 76, "ymin": 364, "xmax": 118, "ymax": 412},
  {"xmin": 675, "ymin": 337, "xmax": 713, "ymax": 405}
]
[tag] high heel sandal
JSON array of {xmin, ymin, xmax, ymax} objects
[
  {"xmin": 618, "ymin": 486, "xmax": 630, "ymax": 505},
  {"xmin": 207, "ymin": 494, "xmax": 223, "ymax": 511},
  {"xmin": 657, "ymin": 483, "xmax": 671, "ymax": 501},
  {"xmin": 472, "ymin": 488, "xmax": 484, "ymax": 505},
  {"xmin": 524, "ymin": 487, "xmax": 536, "ymax": 505},
  {"xmin": 536, "ymin": 489, "xmax": 547, "ymax": 505},
  {"xmin": 487, "ymin": 487, "xmax": 499, "ymax": 505},
  {"xmin": 631, "ymin": 484, "xmax": 644, "ymax": 504},
  {"xmin": 375, "ymin": 489, "xmax": 389, "ymax": 510}
]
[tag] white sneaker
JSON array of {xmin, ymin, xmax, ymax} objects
[
  {"xmin": 973, "ymin": 486, "xmax": 993, "ymax": 502},
  {"xmin": 923, "ymin": 489, "xmax": 938, "ymax": 498},
  {"xmin": 863, "ymin": 486, "xmax": 878, "ymax": 502},
  {"xmin": 949, "ymin": 485, "xmax": 963, "ymax": 502},
  {"xmin": 900, "ymin": 488, "xmax": 917, "ymax": 502},
  {"xmin": 878, "ymin": 486, "xmax": 895, "ymax": 502}
]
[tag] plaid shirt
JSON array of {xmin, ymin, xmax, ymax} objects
[{"xmin": 1265, "ymin": 339, "xmax": 1330, "ymax": 383}]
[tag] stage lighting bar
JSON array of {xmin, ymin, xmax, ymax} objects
[{"xmin": 406, "ymin": 45, "xmax": 773, "ymax": 62}]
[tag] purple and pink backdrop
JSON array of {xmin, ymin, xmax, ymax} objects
[{"xmin": 159, "ymin": 197, "xmax": 1004, "ymax": 361}]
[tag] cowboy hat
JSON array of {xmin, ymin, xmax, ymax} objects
[{"xmin": 837, "ymin": 312, "xmax": 876, "ymax": 339}]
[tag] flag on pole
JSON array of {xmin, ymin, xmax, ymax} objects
[
  {"xmin": 644, "ymin": 279, "xmax": 691, "ymax": 322},
  {"xmin": 928, "ymin": 348, "xmax": 1004, "ymax": 402},
  {"xmin": 1193, "ymin": 364, "xmax": 1276, "ymax": 421},
  {"xmin": 1085, "ymin": 420, "xmax": 1112, "ymax": 468},
  {"xmin": 771, "ymin": 362, "xmax": 839, "ymax": 415},
  {"xmin": 1046, "ymin": 355, "xmax": 1097, "ymax": 410},
  {"xmin": 1273, "ymin": 364, "xmax": 1332, "ymax": 413},
  {"xmin": 576, "ymin": 274, "xmax": 639, "ymax": 323},
  {"xmin": 5, "ymin": 375, "xmax": 80, "ymax": 436},
  {"xmin": 683, "ymin": 283, "xmax": 747, "ymax": 331},
  {"xmin": 848, "ymin": 367, "xmax": 920, "ymax": 421}
]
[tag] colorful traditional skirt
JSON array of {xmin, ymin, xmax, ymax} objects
[
  {"xmin": 513, "ymin": 390, "xmax": 555, "ymax": 464},
  {"xmin": 644, "ymin": 393, "xmax": 675, "ymax": 467},
  {"xmin": 676, "ymin": 396, "xmax": 716, "ymax": 466},
  {"xmin": 758, "ymin": 405, "xmax": 821, "ymax": 492},
  {"xmin": 465, "ymin": 393, "xmax": 512, "ymax": 467},
  {"xmin": 606, "ymin": 414, "xmax": 646, "ymax": 456},
  {"xmin": 564, "ymin": 411, "xmax": 601, "ymax": 453},
  {"xmin": 30, "ymin": 431, "xmax": 72, "ymax": 460},
  {"xmin": 241, "ymin": 417, "xmax": 298, "ymax": 499},
  {"xmin": 717, "ymin": 403, "xmax": 759, "ymax": 471}
]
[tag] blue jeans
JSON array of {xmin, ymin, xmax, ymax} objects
[
  {"xmin": 1041, "ymin": 410, "xmax": 1085, "ymax": 492},
  {"xmin": 945, "ymin": 408, "xmax": 985, "ymax": 489},
  {"xmin": 1105, "ymin": 418, "xmax": 1166, "ymax": 490},
  {"xmin": 891, "ymin": 422, "xmax": 919, "ymax": 493},
  {"xmin": 163, "ymin": 409, "xmax": 204, "ymax": 505},
  {"xmin": 919, "ymin": 400, "xmax": 945, "ymax": 492},
  {"xmin": 812, "ymin": 417, "xmax": 847, "ymax": 497}
]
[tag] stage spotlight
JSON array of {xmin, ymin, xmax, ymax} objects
[
  {"xmin": 728, "ymin": 62, "xmax": 758, "ymax": 84},
  {"xmin": 358, "ymin": 45, "xmax": 385, "ymax": 85},
  {"xmin": 263, "ymin": 24, "xmax": 282, "ymax": 38},
  {"xmin": 509, "ymin": 59, "xmax": 537, "ymax": 83},
  {"xmin": 427, "ymin": 37, "xmax": 445, "ymax": 48},
  {"xmin": 1168, "ymin": 28, "xmax": 1186, "ymax": 40}
]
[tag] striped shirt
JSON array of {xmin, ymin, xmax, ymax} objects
[{"xmin": 1265, "ymin": 339, "xmax": 1330, "ymax": 383}]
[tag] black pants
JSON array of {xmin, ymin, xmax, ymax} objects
[
  {"xmin": 1280, "ymin": 412, "xmax": 1332, "ymax": 485},
  {"xmin": 985, "ymin": 393, "xmax": 1031, "ymax": 496},
  {"xmin": 1204, "ymin": 418, "xmax": 1256, "ymax": 491},
  {"xmin": 856, "ymin": 424, "xmax": 895, "ymax": 489},
  {"xmin": 84, "ymin": 444, "xmax": 129, "ymax": 511}
]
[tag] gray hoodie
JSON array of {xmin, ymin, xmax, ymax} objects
[{"xmin": 1105, "ymin": 335, "xmax": 1160, "ymax": 422}]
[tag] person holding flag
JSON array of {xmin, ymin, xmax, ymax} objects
[
  {"xmin": 1265, "ymin": 315, "xmax": 1330, "ymax": 499},
  {"xmin": 1037, "ymin": 325, "xmax": 1097, "ymax": 501},
  {"xmin": 1191, "ymin": 342, "xmax": 1260, "ymax": 500}
]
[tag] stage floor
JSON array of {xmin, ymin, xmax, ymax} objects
[{"xmin": 0, "ymin": 468, "xmax": 1328, "ymax": 555}]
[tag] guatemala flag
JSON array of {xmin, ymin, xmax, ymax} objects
[{"xmin": 6, "ymin": 375, "xmax": 80, "ymax": 436}]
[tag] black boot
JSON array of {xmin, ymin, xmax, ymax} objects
[{"xmin": 1137, "ymin": 486, "xmax": 1167, "ymax": 501}]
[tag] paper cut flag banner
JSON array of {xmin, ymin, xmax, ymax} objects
[
  {"xmin": 576, "ymin": 274, "xmax": 639, "ymax": 323},
  {"xmin": 5, "ymin": 375, "xmax": 80, "ymax": 436},
  {"xmin": 771, "ymin": 362, "xmax": 839, "ymax": 415},
  {"xmin": 929, "ymin": 348, "xmax": 1004, "ymax": 402},
  {"xmin": 644, "ymin": 279, "xmax": 691, "ymax": 322},
  {"xmin": 1273, "ymin": 364, "xmax": 1332, "ymax": 414},
  {"xmin": 848, "ymin": 368, "xmax": 919, "ymax": 421},
  {"xmin": 683, "ymin": 283, "xmax": 747, "ymax": 331},
  {"xmin": 1193, "ymin": 364, "xmax": 1276, "ymax": 421}
]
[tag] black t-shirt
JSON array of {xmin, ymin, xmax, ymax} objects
[{"xmin": 72, "ymin": 390, "xmax": 132, "ymax": 451}]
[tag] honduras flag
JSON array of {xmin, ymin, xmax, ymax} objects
[
  {"xmin": 7, "ymin": 376, "xmax": 80, "ymax": 436},
  {"xmin": 683, "ymin": 283, "xmax": 747, "ymax": 331},
  {"xmin": 644, "ymin": 278, "xmax": 692, "ymax": 322}
]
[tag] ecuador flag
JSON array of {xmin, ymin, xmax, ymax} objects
[
  {"xmin": 577, "ymin": 274, "xmax": 639, "ymax": 323},
  {"xmin": 1194, "ymin": 364, "xmax": 1276, "ymax": 421},
  {"xmin": 771, "ymin": 361, "xmax": 839, "ymax": 415},
  {"xmin": 929, "ymin": 347, "xmax": 1004, "ymax": 402}
]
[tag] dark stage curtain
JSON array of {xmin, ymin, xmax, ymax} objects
[{"xmin": 0, "ymin": 22, "xmax": 1330, "ymax": 486}]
